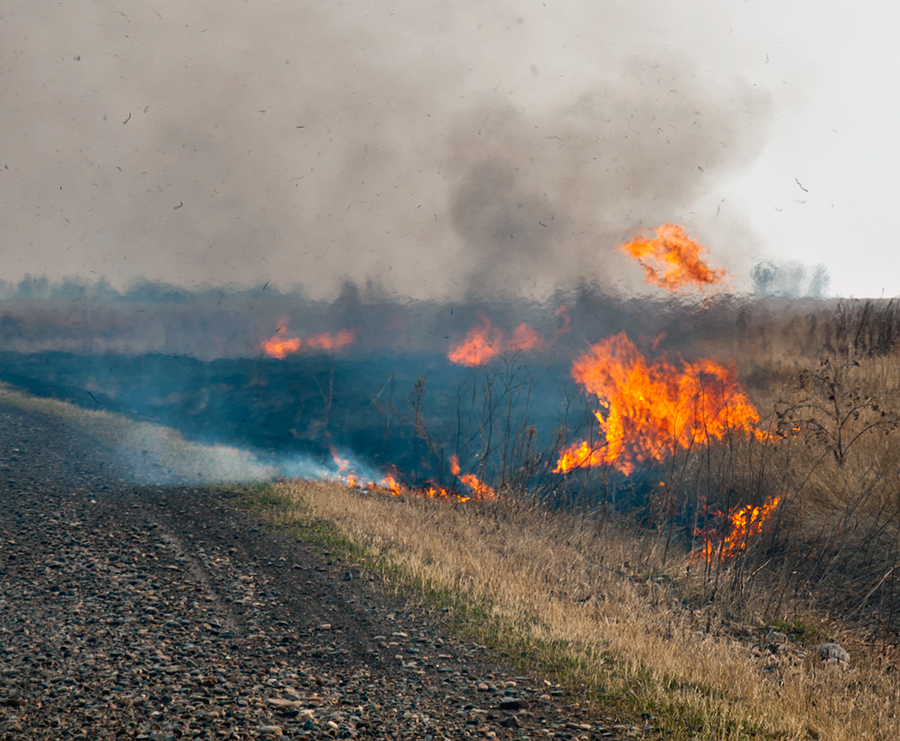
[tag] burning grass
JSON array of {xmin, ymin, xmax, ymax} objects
[
  {"xmin": 7, "ymin": 292, "xmax": 900, "ymax": 738},
  {"xmin": 243, "ymin": 481, "xmax": 900, "ymax": 741}
]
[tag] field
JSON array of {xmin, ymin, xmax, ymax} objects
[
  {"xmin": 237, "ymin": 299, "xmax": 900, "ymax": 741},
  {"xmin": 3, "ymin": 293, "xmax": 900, "ymax": 738}
]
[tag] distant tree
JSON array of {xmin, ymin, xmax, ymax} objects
[
  {"xmin": 16, "ymin": 274, "xmax": 50, "ymax": 299},
  {"xmin": 50, "ymin": 277, "xmax": 89, "ymax": 299},
  {"xmin": 752, "ymin": 260, "xmax": 831, "ymax": 298}
]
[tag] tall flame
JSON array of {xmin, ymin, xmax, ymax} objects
[
  {"xmin": 620, "ymin": 223, "xmax": 728, "ymax": 291},
  {"xmin": 693, "ymin": 496, "xmax": 781, "ymax": 564},
  {"xmin": 555, "ymin": 333, "xmax": 764, "ymax": 475}
]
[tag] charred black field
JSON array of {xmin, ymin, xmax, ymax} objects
[
  {"xmin": 0, "ymin": 280, "xmax": 704, "ymax": 495},
  {"xmin": 5, "ymin": 282, "xmax": 900, "ymax": 739}
]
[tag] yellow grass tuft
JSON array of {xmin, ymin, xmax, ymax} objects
[{"xmin": 247, "ymin": 480, "xmax": 900, "ymax": 741}]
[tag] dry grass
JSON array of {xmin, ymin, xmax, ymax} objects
[
  {"xmin": 246, "ymin": 480, "xmax": 900, "ymax": 741},
  {"xmin": 7, "ymin": 299, "xmax": 900, "ymax": 738}
]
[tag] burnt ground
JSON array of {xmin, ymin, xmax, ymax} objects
[{"xmin": 0, "ymin": 400, "xmax": 656, "ymax": 740}]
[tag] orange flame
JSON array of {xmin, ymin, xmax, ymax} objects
[
  {"xmin": 507, "ymin": 323, "xmax": 543, "ymax": 352},
  {"xmin": 262, "ymin": 318, "xmax": 302, "ymax": 359},
  {"xmin": 380, "ymin": 472, "xmax": 403, "ymax": 496},
  {"xmin": 555, "ymin": 333, "xmax": 764, "ymax": 476},
  {"xmin": 620, "ymin": 223, "xmax": 729, "ymax": 291},
  {"xmin": 448, "ymin": 315, "xmax": 504, "ymax": 366},
  {"xmin": 306, "ymin": 329, "xmax": 357, "ymax": 351},
  {"xmin": 450, "ymin": 455, "xmax": 496, "ymax": 500},
  {"xmin": 448, "ymin": 309, "xmax": 570, "ymax": 366},
  {"xmin": 326, "ymin": 449, "xmax": 477, "ymax": 502},
  {"xmin": 693, "ymin": 496, "xmax": 781, "ymax": 564},
  {"xmin": 262, "ymin": 319, "xmax": 356, "ymax": 358}
]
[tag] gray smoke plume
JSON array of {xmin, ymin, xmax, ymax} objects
[{"xmin": 1, "ymin": 2, "xmax": 769, "ymax": 301}]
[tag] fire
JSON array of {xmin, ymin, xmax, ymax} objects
[
  {"xmin": 328, "ymin": 447, "xmax": 479, "ymax": 502},
  {"xmin": 262, "ymin": 318, "xmax": 302, "ymax": 359},
  {"xmin": 330, "ymin": 445, "xmax": 349, "ymax": 472},
  {"xmin": 306, "ymin": 329, "xmax": 357, "ymax": 351},
  {"xmin": 448, "ymin": 315, "xmax": 504, "ymax": 366},
  {"xmin": 262, "ymin": 318, "xmax": 356, "ymax": 358},
  {"xmin": 380, "ymin": 472, "xmax": 403, "ymax": 496},
  {"xmin": 693, "ymin": 496, "xmax": 781, "ymax": 564},
  {"xmin": 508, "ymin": 323, "xmax": 542, "ymax": 352},
  {"xmin": 555, "ymin": 332, "xmax": 764, "ymax": 476},
  {"xmin": 447, "ymin": 308, "xmax": 570, "ymax": 366},
  {"xmin": 620, "ymin": 223, "xmax": 729, "ymax": 291},
  {"xmin": 450, "ymin": 455, "xmax": 496, "ymax": 500}
]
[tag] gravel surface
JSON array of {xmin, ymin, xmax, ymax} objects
[{"xmin": 0, "ymin": 401, "xmax": 656, "ymax": 740}]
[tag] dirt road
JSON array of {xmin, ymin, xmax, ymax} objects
[{"xmin": 0, "ymin": 401, "xmax": 644, "ymax": 740}]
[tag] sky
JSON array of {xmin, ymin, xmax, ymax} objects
[{"xmin": 1, "ymin": 1, "xmax": 898, "ymax": 300}]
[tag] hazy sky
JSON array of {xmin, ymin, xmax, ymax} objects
[{"xmin": 2, "ymin": 1, "xmax": 896, "ymax": 299}]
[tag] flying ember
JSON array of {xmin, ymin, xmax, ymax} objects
[
  {"xmin": 620, "ymin": 223, "xmax": 729, "ymax": 291},
  {"xmin": 555, "ymin": 332, "xmax": 764, "ymax": 476}
]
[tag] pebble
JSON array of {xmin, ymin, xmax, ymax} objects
[{"xmin": 0, "ymin": 402, "xmax": 648, "ymax": 740}]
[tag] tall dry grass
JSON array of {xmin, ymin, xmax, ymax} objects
[{"xmin": 247, "ymin": 480, "xmax": 900, "ymax": 741}]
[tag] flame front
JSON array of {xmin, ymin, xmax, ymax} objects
[
  {"xmin": 447, "ymin": 307, "xmax": 570, "ymax": 366},
  {"xmin": 262, "ymin": 318, "xmax": 302, "ymax": 359},
  {"xmin": 620, "ymin": 223, "xmax": 728, "ymax": 291},
  {"xmin": 448, "ymin": 315, "xmax": 504, "ymax": 366},
  {"xmin": 693, "ymin": 496, "xmax": 781, "ymax": 564},
  {"xmin": 262, "ymin": 318, "xmax": 356, "ymax": 358},
  {"xmin": 450, "ymin": 455, "xmax": 496, "ymax": 500},
  {"xmin": 306, "ymin": 329, "xmax": 357, "ymax": 351},
  {"xmin": 555, "ymin": 333, "xmax": 764, "ymax": 475},
  {"xmin": 380, "ymin": 472, "xmax": 403, "ymax": 496}
]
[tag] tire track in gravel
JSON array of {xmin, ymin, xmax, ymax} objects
[{"xmin": 0, "ymin": 399, "xmax": 655, "ymax": 741}]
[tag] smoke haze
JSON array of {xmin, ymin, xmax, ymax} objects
[{"xmin": 2, "ymin": 1, "xmax": 769, "ymax": 300}]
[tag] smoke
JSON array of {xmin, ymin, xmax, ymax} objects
[{"xmin": 1, "ymin": 1, "xmax": 769, "ymax": 301}]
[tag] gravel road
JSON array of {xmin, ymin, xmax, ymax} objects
[{"xmin": 0, "ymin": 400, "xmax": 652, "ymax": 740}]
